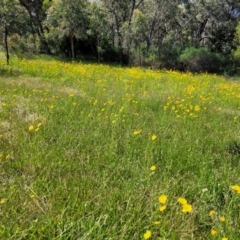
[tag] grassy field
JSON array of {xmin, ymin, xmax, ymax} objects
[{"xmin": 0, "ymin": 54, "xmax": 240, "ymax": 239}]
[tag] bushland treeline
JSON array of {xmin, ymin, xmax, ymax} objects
[{"xmin": 1, "ymin": 0, "xmax": 240, "ymax": 73}]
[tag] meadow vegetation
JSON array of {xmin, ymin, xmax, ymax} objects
[{"xmin": 0, "ymin": 54, "xmax": 240, "ymax": 239}]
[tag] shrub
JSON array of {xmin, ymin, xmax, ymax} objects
[
  {"xmin": 179, "ymin": 47, "xmax": 224, "ymax": 73},
  {"xmin": 158, "ymin": 39, "xmax": 183, "ymax": 70},
  {"xmin": 8, "ymin": 34, "xmax": 40, "ymax": 58}
]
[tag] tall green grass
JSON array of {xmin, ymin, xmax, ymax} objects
[{"xmin": 0, "ymin": 55, "xmax": 240, "ymax": 239}]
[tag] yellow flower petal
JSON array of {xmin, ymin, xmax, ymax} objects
[
  {"xmin": 231, "ymin": 185, "xmax": 240, "ymax": 191},
  {"xmin": 159, "ymin": 205, "xmax": 167, "ymax": 212},
  {"xmin": 151, "ymin": 135, "xmax": 157, "ymax": 141},
  {"xmin": 220, "ymin": 216, "xmax": 226, "ymax": 222},
  {"xmin": 181, "ymin": 204, "xmax": 193, "ymax": 213},
  {"xmin": 150, "ymin": 165, "xmax": 156, "ymax": 171},
  {"xmin": 158, "ymin": 195, "xmax": 167, "ymax": 204},
  {"xmin": 143, "ymin": 230, "xmax": 152, "ymax": 239},
  {"xmin": 133, "ymin": 129, "xmax": 142, "ymax": 135},
  {"xmin": 177, "ymin": 197, "xmax": 187, "ymax": 205},
  {"xmin": 209, "ymin": 210, "xmax": 216, "ymax": 216},
  {"xmin": 211, "ymin": 229, "xmax": 217, "ymax": 236},
  {"xmin": 29, "ymin": 125, "xmax": 34, "ymax": 131}
]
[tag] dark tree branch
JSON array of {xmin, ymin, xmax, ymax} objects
[{"xmin": 4, "ymin": 27, "xmax": 10, "ymax": 65}]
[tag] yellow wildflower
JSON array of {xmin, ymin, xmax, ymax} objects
[
  {"xmin": 209, "ymin": 210, "xmax": 216, "ymax": 216},
  {"xmin": 219, "ymin": 216, "xmax": 226, "ymax": 222},
  {"xmin": 151, "ymin": 135, "xmax": 157, "ymax": 141},
  {"xmin": 194, "ymin": 105, "xmax": 201, "ymax": 112},
  {"xmin": 177, "ymin": 197, "xmax": 187, "ymax": 205},
  {"xmin": 159, "ymin": 205, "xmax": 167, "ymax": 212},
  {"xmin": 29, "ymin": 125, "xmax": 34, "ymax": 131},
  {"xmin": 0, "ymin": 199, "xmax": 6, "ymax": 204},
  {"xmin": 181, "ymin": 204, "xmax": 193, "ymax": 213},
  {"xmin": 150, "ymin": 165, "xmax": 156, "ymax": 171},
  {"xmin": 153, "ymin": 221, "xmax": 160, "ymax": 225},
  {"xmin": 230, "ymin": 185, "xmax": 240, "ymax": 191},
  {"xmin": 143, "ymin": 230, "xmax": 152, "ymax": 239},
  {"xmin": 133, "ymin": 129, "xmax": 142, "ymax": 135},
  {"xmin": 222, "ymin": 238, "xmax": 228, "ymax": 240},
  {"xmin": 211, "ymin": 229, "xmax": 217, "ymax": 236},
  {"xmin": 158, "ymin": 195, "xmax": 167, "ymax": 204},
  {"xmin": 230, "ymin": 185, "xmax": 240, "ymax": 193}
]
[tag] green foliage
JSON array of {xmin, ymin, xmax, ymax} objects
[
  {"xmin": 45, "ymin": 0, "xmax": 88, "ymax": 40},
  {"xmin": 131, "ymin": 9, "xmax": 147, "ymax": 37},
  {"xmin": 44, "ymin": 0, "xmax": 88, "ymax": 58},
  {"xmin": 158, "ymin": 38, "xmax": 183, "ymax": 70},
  {"xmin": 232, "ymin": 22, "xmax": 240, "ymax": 73},
  {"xmin": 8, "ymin": 34, "xmax": 40, "ymax": 57},
  {"xmin": 1, "ymin": 0, "xmax": 240, "ymax": 72},
  {"xmin": 143, "ymin": 46, "xmax": 159, "ymax": 69},
  {"xmin": 87, "ymin": 3, "xmax": 109, "ymax": 62},
  {"xmin": 235, "ymin": 22, "xmax": 240, "ymax": 44},
  {"xmin": 180, "ymin": 47, "xmax": 224, "ymax": 73},
  {"xmin": 209, "ymin": 22, "xmax": 237, "ymax": 56},
  {"xmin": 0, "ymin": 0, "xmax": 31, "ymax": 62},
  {"xmin": 233, "ymin": 46, "xmax": 240, "ymax": 59}
]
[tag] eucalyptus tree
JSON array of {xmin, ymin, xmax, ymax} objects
[
  {"xmin": 45, "ymin": 0, "xmax": 89, "ymax": 59},
  {"xmin": 18, "ymin": 0, "xmax": 51, "ymax": 53},
  {"xmin": 175, "ymin": 0, "xmax": 240, "ymax": 51},
  {"xmin": 0, "ymin": 0, "xmax": 11, "ymax": 64},
  {"xmin": 205, "ymin": 0, "xmax": 240, "ymax": 55},
  {"xmin": 142, "ymin": 0, "xmax": 181, "ymax": 51},
  {"xmin": 0, "ymin": 0, "xmax": 29, "ymax": 64},
  {"xmin": 123, "ymin": 0, "xmax": 184, "ymax": 68},
  {"xmin": 124, "ymin": 9, "xmax": 148, "ymax": 65},
  {"xmin": 100, "ymin": 0, "xmax": 144, "ymax": 64},
  {"xmin": 87, "ymin": 2, "xmax": 109, "ymax": 62},
  {"xmin": 233, "ymin": 22, "xmax": 240, "ymax": 62}
]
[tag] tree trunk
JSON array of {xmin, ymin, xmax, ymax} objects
[
  {"xmin": 138, "ymin": 46, "xmax": 142, "ymax": 66},
  {"xmin": 111, "ymin": 24, "xmax": 115, "ymax": 47},
  {"xmin": 4, "ymin": 27, "xmax": 10, "ymax": 65},
  {"xmin": 70, "ymin": 32, "xmax": 75, "ymax": 60},
  {"xmin": 19, "ymin": 0, "xmax": 51, "ymax": 54},
  {"xmin": 97, "ymin": 35, "xmax": 100, "ymax": 63}
]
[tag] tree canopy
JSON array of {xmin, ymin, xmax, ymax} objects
[{"xmin": 1, "ymin": 0, "xmax": 240, "ymax": 73}]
